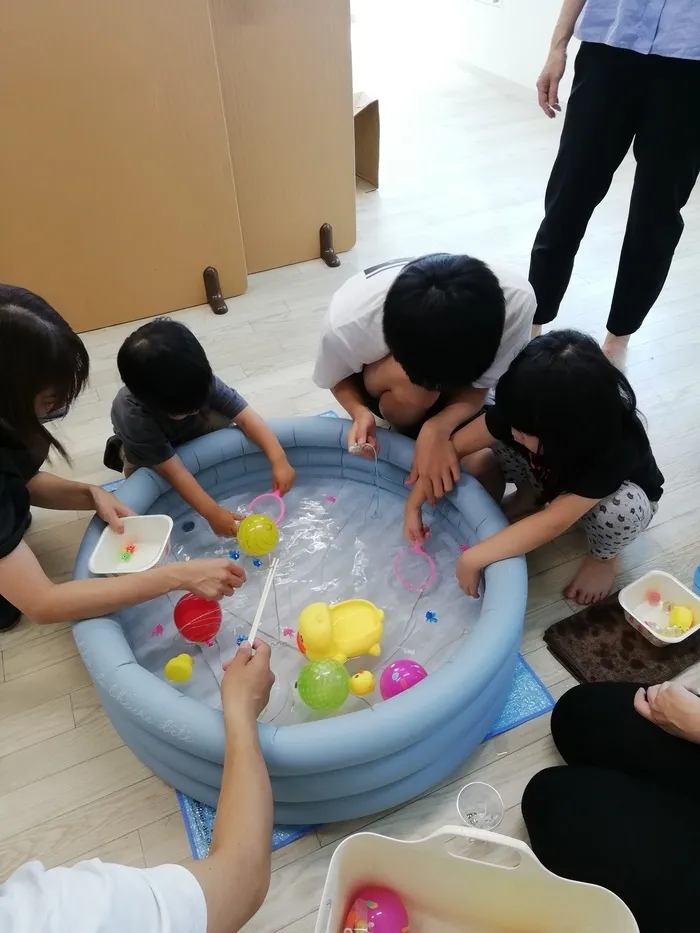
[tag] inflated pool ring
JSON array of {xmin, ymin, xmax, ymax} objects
[{"xmin": 73, "ymin": 417, "xmax": 527, "ymax": 824}]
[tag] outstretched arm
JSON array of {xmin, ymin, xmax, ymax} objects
[
  {"xmin": 187, "ymin": 641, "xmax": 275, "ymax": 933},
  {"xmin": 456, "ymin": 492, "xmax": 598, "ymax": 596},
  {"xmin": 0, "ymin": 541, "xmax": 244, "ymax": 624},
  {"xmin": 233, "ymin": 408, "xmax": 295, "ymax": 493},
  {"xmin": 27, "ymin": 473, "xmax": 133, "ymax": 533},
  {"xmin": 27, "ymin": 472, "xmax": 103, "ymax": 511},
  {"xmin": 410, "ymin": 386, "xmax": 489, "ymax": 500},
  {"xmin": 403, "ymin": 480, "xmax": 430, "ymax": 543},
  {"xmin": 451, "ymin": 413, "xmax": 497, "ymax": 460},
  {"xmin": 332, "ymin": 376, "xmax": 378, "ymax": 457},
  {"xmin": 0, "ymin": 643, "xmax": 273, "ymax": 933},
  {"xmin": 156, "ymin": 456, "xmax": 244, "ymax": 538}
]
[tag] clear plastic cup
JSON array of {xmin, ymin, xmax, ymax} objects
[{"xmin": 456, "ymin": 782, "xmax": 504, "ymax": 830}]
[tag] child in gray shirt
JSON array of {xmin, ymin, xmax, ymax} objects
[{"xmin": 104, "ymin": 318, "xmax": 295, "ymax": 538}]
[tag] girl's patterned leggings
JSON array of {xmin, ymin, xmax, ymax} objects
[{"xmin": 492, "ymin": 442, "xmax": 658, "ymax": 560}]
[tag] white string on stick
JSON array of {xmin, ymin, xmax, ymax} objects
[
  {"xmin": 349, "ymin": 442, "xmax": 380, "ymax": 518},
  {"xmin": 248, "ymin": 557, "xmax": 279, "ymax": 648}
]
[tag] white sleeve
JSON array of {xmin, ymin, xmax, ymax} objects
[
  {"xmin": 0, "ymin": 860, "xmax": 207, "ymax": 933},
  {"xmin": 312, "ymin": 324, "xmax": 361, "ymax": 389},
  {"xmin": 473, "ymin": 282, "xmax": 536, "ymax": 390}
]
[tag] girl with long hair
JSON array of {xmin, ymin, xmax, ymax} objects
[
  {"xmin": 404, "ymin": 330, "xmax": 663, "ymax": 604},
  {"xmin": 0, "ymin": 285, "xmax": 243, "ymax": 631}
]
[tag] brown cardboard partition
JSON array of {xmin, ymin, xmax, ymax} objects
[
  {"xmin": 354, "ymin": 92, "xmax": 380, "ymax": 190},
  {"xmin": 0, "ymin": 0, "xmax": 358, "ymax": 331},
  {"xmin": 208, "ymin": 0, "xmax": 358, "ymax": 274},
  {"xmin": 0, "ymin": 0, "xmax": 247, "ymax": 332}
]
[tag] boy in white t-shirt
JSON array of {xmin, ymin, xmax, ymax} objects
[{"xmin": 313, "ymin": 253, "xmax": 536, "ymax": 501}]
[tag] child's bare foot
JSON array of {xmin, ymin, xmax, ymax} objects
[
  {"xmin": 502, "ymin": 484, "xmax": 539, "ymax": 521},
  {"xmin": 564, "ymin": 555, "xmax": 618, "ymax": 605}
]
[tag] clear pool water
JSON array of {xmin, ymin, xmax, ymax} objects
[{"xmin": 118, "ymin": 478, "xmax": 483, "ymax": 723}]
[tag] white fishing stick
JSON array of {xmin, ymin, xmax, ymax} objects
[{"xmin": 248, "ymin": 557, "xmax": 279, "ymax": 648}]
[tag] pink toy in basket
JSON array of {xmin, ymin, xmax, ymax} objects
[
  {"xmin": 393, "ymin": 541, "xmax": 436, "ymax": 593},
  {"xmin": 246, "ymin": 489, "xmax": 286, "ymax": 525},
  {"xmin": 343, "ymin": 885, "xmax": 409, "ymax": 933}
]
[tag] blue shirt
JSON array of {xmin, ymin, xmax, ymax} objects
[{"xmin": 576, "ymin": 1, "xmax": 700, "ymax": 61}]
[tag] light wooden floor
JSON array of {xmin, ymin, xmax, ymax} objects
[{"xmin": 3, "ymin": 7, "xmax": 700, "ymax": 930}]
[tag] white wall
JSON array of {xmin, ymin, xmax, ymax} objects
[{"xmin": 459, "ymin": 0, "xmax": 578, "ymax": 99}]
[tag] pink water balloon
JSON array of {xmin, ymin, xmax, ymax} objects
[
  {"xmin": 380, "ymin": 659, "xmax": 428, "ymax": 700},
  {"xmin": 343, "ymin": 885, "xmax": 409, "ymax": 933}
]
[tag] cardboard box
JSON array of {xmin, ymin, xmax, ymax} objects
[{"xmin": 353, "ymin": 91, "xmax": 380, "ymax": 189}]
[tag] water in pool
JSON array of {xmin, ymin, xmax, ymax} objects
[{"xmin": 118, "ymin": 478, "xmax": 483, "ymax": 722}]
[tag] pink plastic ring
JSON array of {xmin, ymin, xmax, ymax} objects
[
  {"xmin": 393, "ymin": 540, "xmax": 437, "ymax": 593},
  {"xmin": 246, "ymin": 489, "xmax": 286, "ymax": 525}
]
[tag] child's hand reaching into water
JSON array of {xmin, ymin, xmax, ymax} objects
[
  {"xmin": 347, "ymin": 408, "xmax": 379, "ymax": 458},
  {"xmin": 272, "ymin": 457, "xmax": 296, "ymax": 495},
  {"xmin": 403, "ymin": 478, "xmax": 429, "ymax": 543},
  {"xmin": 403, "ymin": 506, "xmax": 429, "ymax": 544},
  {"xmin": 206, "ymin": 505, "xmax": 245, "ymax": 539},
  {"xmin": 456, "ymin": 548, "xmax": 483, "ymax": 598},
  {"xmin": 410, "ymin": 424, "xmax": 460, "ymax": 505}
]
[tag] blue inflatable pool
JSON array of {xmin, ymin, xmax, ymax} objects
[{"xmin": 72, "ymin": 417, "xmax": 527, "ymax": 824}]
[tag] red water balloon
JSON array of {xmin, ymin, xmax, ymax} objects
[{"xmin": 174, "ymin": 593, "xmax": 222, "ymax": 645}]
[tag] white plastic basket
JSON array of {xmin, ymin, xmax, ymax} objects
[
  {"xmin": 314, "ymin": 826, "xmax": 638, "ymax": 933},
  {"xmin": 619, "ymin": 569, "xmax": 700, "ymax": 647},
  {"xmin": 88, "ymin": 515, "xmax": 173, "ymax": 575}
]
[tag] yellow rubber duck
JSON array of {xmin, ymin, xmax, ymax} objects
[
  {"xmin": 670, "ymin": 605, "xmax": 694, "ymax": 633},
  {"xmin": 349, "ymin": 669, "xmax": 376, "ymax": 696},
  {"xmin": 297, "ymin": 600, "xmax": 384, "ymax": 664},
  {"xmin": 164, "ymin": 654, "xmax": 194, "ymax": 682}
]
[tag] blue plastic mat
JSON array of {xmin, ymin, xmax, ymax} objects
[
  {"xmin": 177, "ymin": 653, "xmax": 554, "ymax": 859},
  {"xmin": 177, "ymin": 792, "xmax": 316, "ymax": 860},
  {"xmin": 485, "ymin": 653, "xmax": 554, "ymax": 739}
]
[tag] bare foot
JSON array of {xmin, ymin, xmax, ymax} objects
[
  {"xmin": 564, "ymin": 555, "xmax": 618, "ymax": 605},
  {"xmin": 502, "ymin": 484, "xmax": 539, "ymax": 521},
  {"xmin": 601, "ymin": 332, "xmax": 630, "ymax": 370}
]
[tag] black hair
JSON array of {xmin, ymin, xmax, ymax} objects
[
  {"xmin": 382, "ymin": 253, "xmax": 506, "ymax": 392},
  {"xmin": 495, "ymin": 329, "xmax": 647, "ymax": 492},
  {"xmin": 0, "ymin": 285, "xmax": 89, "ymax": 458},
  {"xmin": 117, "ymin": 318, "xmax": 213, "ymax": 415}
]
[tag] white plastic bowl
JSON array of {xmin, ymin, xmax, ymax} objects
[
  {"xmin": 619, "ymin": 570, "xmax": 700, "ymax": 647},
  {"xmin": 88, "ymin": 514, "xmax": 173, "ymax": 575}
]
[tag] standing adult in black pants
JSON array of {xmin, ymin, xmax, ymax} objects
[
  {"xmin": 529, "ymin": 0, "xmax": 700, "ymax": 364},
  {"xmin": 523, "ymin": 681, "xmax": 700, "ymax": 933}
]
